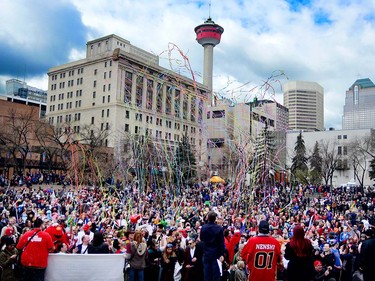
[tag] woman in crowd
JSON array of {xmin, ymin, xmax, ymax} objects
[
  {"xmin": 88, "ymin": 231, "xmax": 110, "ymax": 254},
  {"xmin": 160, "ymin": 243, "xmax": 177, "ymax": 281},
  {"xmin": 0, "ymin": 236, "xmax": 18, "ymax": 281},
  {"xmin": 285, "ymin": 224, "xmax": 314, "ymax": 281},
  {"xmin": 128, "ymin": 230, "xmax": 147, "ymax": 281}
]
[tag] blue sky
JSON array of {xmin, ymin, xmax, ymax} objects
[{"xmin": 1, "ymin": 0, "xmax": 375, "ymax": 129}]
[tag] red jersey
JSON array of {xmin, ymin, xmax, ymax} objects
[
  {"xmin": 16, "ymin": 228, "xmax": 54, "ymax": 268},
  {"xmin": 241, "ymin": 235, "xmax": 281, "ymax": 281}
]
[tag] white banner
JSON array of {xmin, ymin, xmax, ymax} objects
[{"xmin": 45, "ymin": 254, "xmax": 124, "ymax": 281}]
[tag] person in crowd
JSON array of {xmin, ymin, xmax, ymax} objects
[
  {"xmin": 319, "ymin": 243, "xmax": 336, "ymax": 280},
  {"xmin": 329, "ymin": 240, "xmax": 342, "ymax": 280},
  {"xmin": 73, "ymin": 234, "xmax": 90, "ymax": 254},
  {"xmin": 0, "ymin": 217, "xmax": 19, "ymax": 239},
  {"xmin": 183, "ymin": 238, "xmax": 204, "ymax": 281},
  {"xmin": 284, "ymin": 224, "xmax": 314, "ymax": 281},
  {"xmin": 144, "ymin": 239, "xmax": 160, "ymax": 281},
  {"xmin": 128, "ymin": 230, "xmax": 148, "ymax": 281},
  {"xmin": 76, "ymin": 223, "xmax": 94, "ymax": 246},
  {"xmin": 160, "ymin": 243, "xmax": 178, "ymax": 281},
  {"xmin": 56, "ymin": 242, "xmax": 69, "ymax": 254},
  {"xmin": 87, "ymin": 231, "xmax": 110, "ymax": 254},
  {"xmin": 340, "ymin": 243, "xmax": 358, "ymax": 281},
  {"xmin": 234, "ymin": 260, "xmax": 247, "ymax": 281},
  {"xmin": 241, "ymin": 220, "xmax": 281, "ymax": 281},
  {"xmin": 224, "ymin": 228, "xmax": 241, "ymax": 264},
  {"xmin": 313, "ymin": 260, "xmax": 335, "ymax": 281},
  {"xmin": 359, "ymin": 228, "xmax": 375, "ymax": 281},
  {"xmin": 0, "ymin": 236, "xmax": 18, "ymax": 281},
  {"xmin": 200, "ymin": 211, "xmax": 225, "ymax": 281},
  {"xmin": 16, "ymin": 218, "xmax": 54, "ymax": 281}
]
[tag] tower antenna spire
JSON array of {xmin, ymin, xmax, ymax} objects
[{"xmin": 208, "ymin": 0, "xmax": 211, "ymax": 19}]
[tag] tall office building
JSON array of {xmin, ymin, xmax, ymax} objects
[
  {"xmin": 342, "ymin": 78, "xmax": 375, "ymax": 130},
  {"xmin": 283, "ymin": 81, "xmax": 324, "ymax": 131},
  {"xmin": 47, "ymin": 34, "xmax": 208, "ymax": 162}
]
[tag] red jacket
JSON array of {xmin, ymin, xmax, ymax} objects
[{"xmin": 224, "ymin": 232, "xmax": 241, "ymax": 263}]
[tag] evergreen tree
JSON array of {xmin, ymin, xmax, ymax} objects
[
  {"xmin": 174, "ymin": 134, "xmax": 197, "ymax": 188},
  {"xmin": 291, "ymin": 131, "xmax": 308, "ymax": 183},
  {"xmin": 309, "ymin": 141, "xmax": 323, "ymax": 184}
]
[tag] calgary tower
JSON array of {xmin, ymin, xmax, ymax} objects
[{"xmin": 194, "ymin": 17, "xmax": 224, "ymax": 106}]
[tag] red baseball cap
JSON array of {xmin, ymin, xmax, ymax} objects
[
  {"xmin": 5, "ymin": 227, "xmax": 14, "ymax": 236},
  {"xmin": 314, "ymin": 260, "xmax": 322, "ymax": 267}
]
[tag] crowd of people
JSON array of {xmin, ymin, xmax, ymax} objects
[{"xmin": 0, "ymin": 175, "xmax": 374, "ymax": 281}]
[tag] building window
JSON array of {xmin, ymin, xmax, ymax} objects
[
  {"xmin": 107, "ymin": 109, "xmax": 110, "ymax": 117},
  {"xmin": 107, "ymin": 95, "xmax": 110, "ymax": 103},
  {"xmin": 343, "ymin": 135, "xmax": 347, "ymax": 139},
  {"xmin": 91, "ymin": 117, "xmax": 94, "ymax": 124},
  {"xmin": 136, "ymin": 76, "xmax": 143, "ymax": 107},
  {"xmin": 343, "ymin": 146, "xmax": 347, "ymax": 155},
  {"xmin": 338, "ymin": 135, "xmax": 342, "ymax": 139},
  {"xmin": 93, "ymin": 80, "xmax": 97, "ymax": 87},
  {"xmin": 102, "ymin": 110, "xmax": 104, "ymax": 117},
  {"xmin": 338, "ymin": 146, "xmax": 342, "ymax": 155},
  {"xmin": 354, "ymin": 85, "xmax": 359, "ymax": 105},
  {"xmin": 93, "ymin": 91, "xmax": 96, "ymax": 99},
  {"xmin": 125, "ymin": 110, "xmax": 129, "ymax": 119},
  {"xmin": 94, "ymin": 69, "xmax": 97, "ymax": 75},
  {"xmin": 124, "ymin": 71, "xmax": 132, "ymax": 103},
  {"xmin": 125, "ymin": 124, "xmax": 129, "ymax": 132}
]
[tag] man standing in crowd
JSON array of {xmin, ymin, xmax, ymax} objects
[
  {"xmin": 241, "ymin": 220, "xmax": 281, "ymax": 281},
  {"xmin": 359, "ymin": 229, "xmax": 375, "ymax": 281},
  {"xmin": 200, "ymin": 211, "xmax": 225, "ymax": 281},
  {"xmin": 16, "ymin": 218, "xmax": 54, "ymax": 281}
]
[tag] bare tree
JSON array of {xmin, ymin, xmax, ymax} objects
[
  {"xmin": 34, "ymin": 120, "xmax": 73, "ymax": 173},
  {"xmin": 320, "ymin": 139, "xmax": 341, "ymax": 187},
  {"xmin": 0, "ymin": 108, "xmax": 36, "ymax": 175},
  {"xmin": 348, "ymin": 134, "xmax": 374, "ymax": 190}
]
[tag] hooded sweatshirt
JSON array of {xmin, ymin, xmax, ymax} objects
[{"xmin": 129, "ymin": 240, "xmax": 148, "ymax": 269}]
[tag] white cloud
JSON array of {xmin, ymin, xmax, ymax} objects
[{"xmin": 2, "ymin": 0, "xmax": 375, "ymax": 129}]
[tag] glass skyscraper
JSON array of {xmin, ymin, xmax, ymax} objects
[{"xmin": 343, "ymin": 78, "xmax": 375, "ymax": 130}]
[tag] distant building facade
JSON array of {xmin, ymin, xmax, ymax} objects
[
  {"xmin": 1, "ymin": 79, "xmax": 47, "ymax": 118},
  {"xmin": 283, "ymin": 81, "xmax": 324, "ymax": 131},
  {"xmin": 47, "ymin": 34, "xmax": 209, "ymax": 178},
  {"xmin": 207, "ymin": 99, "xmax": 288, "ymax": 180},
  {"xmin": 342, "ymin": 78, "xmax": 375, "ymax": 130},
  {"xmin": 286, "ymin": 129, "xmax": 374, "ymax": 187}
]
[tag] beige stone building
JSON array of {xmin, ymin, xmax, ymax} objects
[
  {"xmin": 47, "ymin": 34, "xmax": 209, "ymax": 177},
  {"xmin": 283, "ymin": 81, "xmax": 324, "ymax": 131}
]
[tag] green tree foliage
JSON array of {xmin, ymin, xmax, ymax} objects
[
  {"xmin": 291, "ymin": 131, "xmax": 309, "ymax": 184},
  {"xmin": 309, "ymin": 141, "xmax": 323, "ymax": 185},
  {"xmin": 291, "ymin": 131, "xmax": 308, "ymax": 173},
  {"xmin": 174, "ymin": 134, "xmax": 197, "ymax": 188}
]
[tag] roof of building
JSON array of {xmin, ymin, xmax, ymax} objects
[{"xmin": 350, "ymin": 78, "xmax": 375, "ymax": 89}]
